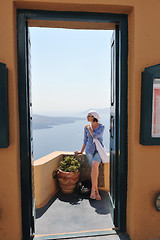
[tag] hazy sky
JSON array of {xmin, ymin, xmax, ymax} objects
[{"xmin": 30, "ymin": 27, "xmax": 113, "ymax": 116}]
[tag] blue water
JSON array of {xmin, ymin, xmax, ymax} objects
[{"xmin": 33, "ymin": 117, "xmax": 110, "ymax": 160}]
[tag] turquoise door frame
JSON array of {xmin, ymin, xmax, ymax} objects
[{"xmin": 17, "ymin": 9, "xmax": 128, "ymax": 240}]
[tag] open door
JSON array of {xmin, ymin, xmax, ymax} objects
[
  {"xmin": 109, "ymin": 25, "xmax": 119, "ymax": 228},
  {"xmin": 26, "ymin": 23, "xmax": 36, "ymax": 236}
]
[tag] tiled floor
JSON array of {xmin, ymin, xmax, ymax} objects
[
  {"xmin": 74, "ymin": 234, "xmax": 130, "ymax": 240},
  {"xmin": 35, "ymin": 190, "xmax": 130, "ymax": 240}
]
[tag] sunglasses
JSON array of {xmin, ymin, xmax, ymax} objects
[{"xmin": 87, "ymin": 115, "xmax": 93, "ymax": 118}]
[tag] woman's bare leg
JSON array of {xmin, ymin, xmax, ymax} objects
[{"xmin": 90, "ymin": 161, "xmax": 101, "ymax": 200}]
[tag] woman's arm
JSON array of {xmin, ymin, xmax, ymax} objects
[
  {"xmin": 80, "ymin": 144, "xmax": 86, "ymax": 154},
  {"xmin": 75, "ymin": 144, "xmax": 86, "ymax": 154},
  {"xmin": 86, "ymin": 124, "xmax": 105, "ymax": 138},
  {"xmin": 85, "ymin": 124, "xmax": 93, "ymax": 136},
  {"xmin": 75, "ymin": 127, "xmax": 87, "ymax": 154}
]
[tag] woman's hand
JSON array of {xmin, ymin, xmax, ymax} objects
[
  {"xmin": 85, "ymin": 124, "xmax": 91, "ymax": 130},
  {"xmin": 74, "ymin": 151, "xmax": 82, "ymax": 155},
  {"xmin": 85, "ymin": 124, "xmax": 93, "ymax": 136},
  {"xmin": 75, "ymin": 144, "xmax": 86, "ymax": 155}
]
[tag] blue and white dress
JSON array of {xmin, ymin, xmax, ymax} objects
[{"xmin": 83, "ymin": 124, "xmax": 105, "ymax": 166}]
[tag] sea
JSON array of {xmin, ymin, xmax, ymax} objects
[{"xmin": 33, "ymin": 116, "xmax": 110, "ymax": 161}]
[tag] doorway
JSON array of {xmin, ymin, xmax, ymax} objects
[
  {"xmin": 17, "ymin": 10, "xmax": 128, "ymax": 240},
  {"xmin": 30, "ymin": 26, "xmax": 112, "ymax": 236}
]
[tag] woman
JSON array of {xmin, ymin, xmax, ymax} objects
[{"xmin": 76, "ymin": 110, "xmax": 104, "ymax": 200}]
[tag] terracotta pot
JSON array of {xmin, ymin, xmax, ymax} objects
[{"xmin": 57, "ymin": 169, "xmax": 80, "ymax": 194}]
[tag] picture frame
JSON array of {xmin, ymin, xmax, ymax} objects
[
  {"xmin": 140, "ymin": 64, "xmax": 160, "ymax": 145},
  {"xmin": 0, "ymin": 62, "xmax": 9, "ymax": 148}
]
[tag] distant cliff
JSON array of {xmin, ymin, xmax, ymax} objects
[
  {"xmin": 81, "ymin": 107, "xmax": 110, "ymax": 116},
  {"xmin": 32, "ymin": 114, "xmax": 85, "ymax": 130}
]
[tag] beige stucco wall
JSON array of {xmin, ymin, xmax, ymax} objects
[
  {"xmin": 34, "ymin": 151, "xmax": 63, "ymax": 208},
  {"xmin": 127, "ymin": 3, "xmax": 160, "ymax": 239},
  {"xmin": 0, "ymin": 1, "xmax": 22, "ymax": 240},
  {"xmin": 0, "ymin": 1, "xmax": 160, "ymax": 240}
]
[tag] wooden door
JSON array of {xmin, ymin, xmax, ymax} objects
[
  {"xmin": 109, "ymin": 25, "xmax": 119, "ymax": 228},
  {"xmin": 26, "ymin": 24, "xmax": 35, "ymax": 236}
]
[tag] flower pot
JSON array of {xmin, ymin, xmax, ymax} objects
[{"xmin": 57, "ymin": 169, "xmax": 80, "ymax": 194}]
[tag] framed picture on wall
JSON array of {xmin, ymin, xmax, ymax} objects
[
  {"xmin": 0, "ymin": 62, "xmax": 9, "ymax": 148},
  {"xmin": 140, "ymin": 64, "xmax": 160, "ymax": 145}
]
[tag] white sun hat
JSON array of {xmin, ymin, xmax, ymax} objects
[{"xmin": 88, "ymin": 110, "xmax": 101, "ymax": 123}]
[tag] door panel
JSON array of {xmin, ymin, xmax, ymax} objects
[
  {"xmin": 26, "ymin": 23, "xmax": 35, "ymax": 235},
  {"xmin": 109, "ymin": 25, "xmax": 119, "ymax": 228}
]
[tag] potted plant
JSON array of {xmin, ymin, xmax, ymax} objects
[{"xmin": 56, "ymin": 155, "xmax": 81, "ymax": 194}]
